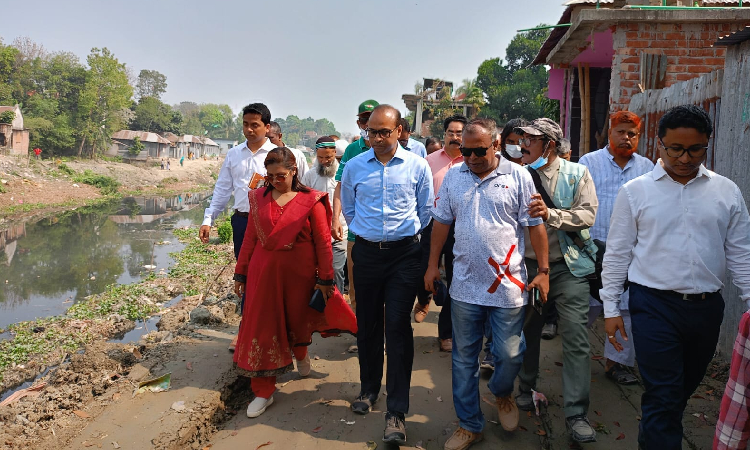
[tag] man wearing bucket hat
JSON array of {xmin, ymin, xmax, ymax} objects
[
  {"xmin": 332, "ymin": 99, "xmax": 379, "ymax": 316},
  {"xmin": 515, "ymin": 118, "xmax": 599, "ymax": 443}
]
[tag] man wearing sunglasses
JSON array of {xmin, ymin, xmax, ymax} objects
[
  {"xmin": 332, "ymin": 99, "xmax": 379, "ymax": 315},
  {"xmin": 516, "ymin": 118, "xmax": 599, "ymax": 444},
  {"xmin": 602, "ymin": 105, "xmax": 750, "ymax": 449},
  {"xmin": 425, "ymin": 118, "xmax": 549, "ymax": 449},
  {"xmin": 341, "ymin": 104, "xmax": 433, "ymax": 446}
]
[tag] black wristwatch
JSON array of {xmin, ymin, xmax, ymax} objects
[{"xmin": 538, "ymin": 268, "xmax": 550, "ymax": 275}]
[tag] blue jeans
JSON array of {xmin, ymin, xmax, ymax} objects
[{"xmin": 452, "ymin": 299, "xmax": 526, "ymax": 433}]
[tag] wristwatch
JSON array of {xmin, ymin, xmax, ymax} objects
[{"xmin": 538, "ymin": 268, "xmax": 550, "ymax": 275}]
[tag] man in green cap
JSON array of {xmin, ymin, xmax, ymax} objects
[{"xmin": 332, "ymin": 99, "xmax": 378, "ymax": 318}]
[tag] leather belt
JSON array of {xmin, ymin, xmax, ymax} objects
[
  {"xmin": 233, "ymin": 209, "xmax": 249, "ymax": 217},
  {"xmin": 355, "ymin": 235, "xmax": 418, "ymax": 250},
  {"xmin": 646, "ymin": 285, "xmax": 720, "ymax": 302}
]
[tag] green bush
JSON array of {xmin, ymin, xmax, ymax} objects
[
  {"xmin": 216, "ymin": 216, "xmax": 233, "ymax": 244},
  {"xmin": 58, "ymin": 163, "xmax": 75, "ymax": 176},
  {"xmin": 73, "ymin": 170, "xmax": 120, "ymax": 195}
]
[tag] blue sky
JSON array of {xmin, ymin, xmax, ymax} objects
[{"xmin": 2, "ymin": 0, "xmax": 568, "ymax": 135}]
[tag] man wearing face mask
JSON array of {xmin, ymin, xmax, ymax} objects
[
  {"xmin": 500, "ymin": 118, "xmax": 527, "ymax": 165},
  {"xmin": 515, "ymin": 118, "xmax": 599, "ymax": 444},
  {"xmin": 332, "ymin": 99, "xmax": 379, "ymax": 316},
  {"xmin": 579, "ymin": 111, "xmax": 654, "ymax": 387}
]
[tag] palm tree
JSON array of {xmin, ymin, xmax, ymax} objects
[{"xmin": 456, "ymin": 78, "xmax": 485, "ymax": 116}]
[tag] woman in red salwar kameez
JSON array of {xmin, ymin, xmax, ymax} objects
[{"xmin": 233, "ymin": 147, "xmax": 357, "ymax": 418}]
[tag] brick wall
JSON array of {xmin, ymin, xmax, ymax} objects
[{"xmin": 610, "ymin": 21, "xmax": 749, "ymax": 112}]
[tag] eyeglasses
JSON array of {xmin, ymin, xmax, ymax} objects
[
  {"xmin": 520, "ymin": 137, "xmax": 546, "ymax": 147},
  {"xmin": 366, "ymin": 127, "xmax": 398, "ymax": 139},
  {"xmin": 445, "ymin": 130, "xmax": 463, "ymax": 137},
  {"xmin": 658, "ymin": 138, "xmax": 708, "ymax": 158},
  {"xmin": 265, "ymin": 172, "xmax": 291, "ymax": 182},
  {"xmin": 459, "ymin": 146, "xmax": 491, "ymax": 157}
]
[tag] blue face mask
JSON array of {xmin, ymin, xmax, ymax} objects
[{"xmin": 527, "ymin": 142, "xmax": 551, "ymax": 170}]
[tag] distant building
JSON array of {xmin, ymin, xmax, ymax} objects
[
  {"xmin": 402, "ymin": 79, "xmax": 478, "ymax": 137},
  {"xmin": 109, "ymin": 130, "xmax": 172, "ymax": 160},
  {"xmin": 533, "ymin": 0, "xmax": 750, "ymax": 159},
  {"xmin": 212, "ymin": 138, "xmax": 240, "ymax": 154},
  {"xmin": 168, "ymin": 135, "xmax": 220, "ymax": 159},
  {"xmin": 0, "ymin": 105, "xmax": 30, "ymax": 157}
]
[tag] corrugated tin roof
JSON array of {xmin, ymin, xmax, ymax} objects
[
  {"xmin": 111, "ymin": 130, "xmax": 171, "ymax": 144},
  {"xmin": 533, "ymin": 7, "xmax": 575, "ymax": 65},
  {"xmin": 703, "ymin": 0, "xmax": 744, "ymax": 3},
  {"xmin": 714, "ymin": 25, "xmax": 750, "ymax": 45},
  {"xmin": 204, "ymin": 138, "xmax": 219, "ymax": 147}
]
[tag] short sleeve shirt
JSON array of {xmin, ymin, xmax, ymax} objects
[{"xmin": 432, "ymin": 155, "xmax": 543, "ymax": 308}]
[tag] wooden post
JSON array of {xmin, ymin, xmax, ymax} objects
[
  {"xmin": 578, "ymin": 63, "xmax": 586, "ymax": 156},
  {"xmin": 584, "ymin": 63, "xmax": 592, "ymax": 156}
]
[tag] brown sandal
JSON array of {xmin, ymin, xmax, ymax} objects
[{"xmin": 413, "ymin": 302, "xmax": 430, "ymax": 323}]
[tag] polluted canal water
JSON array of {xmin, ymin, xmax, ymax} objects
[{"xmin": 0, "ymin": 192, "xmax": 214, "ymax": 330}]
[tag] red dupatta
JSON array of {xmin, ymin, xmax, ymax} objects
[{"xmin": 249, "ymin": 188, "xmax": 332, "ymax": 251}]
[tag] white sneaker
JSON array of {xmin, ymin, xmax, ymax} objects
[
  {"xmin": 246, "ymin": 396, "xmax": 273, "ymax": 418},
  {"xmin": 297, "ymin": 353, "xmax": 311, "ymax": 377}
]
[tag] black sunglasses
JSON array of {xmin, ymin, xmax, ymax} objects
[{"xmin": 459, "ymin": 146, "xmax": 490, "ymax": 157}]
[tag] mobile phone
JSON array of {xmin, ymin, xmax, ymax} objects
[{"xmin": 530, "ymin": 288, "xmax": 543, "ymax": 315}]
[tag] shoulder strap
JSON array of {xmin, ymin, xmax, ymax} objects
[
  {"xmin": 527, "ymin": 167, "xmax": 556, "ymax": 209},
  {"xmin": 527, "ymin": 167, "xmax": 594, "ymax": 259}
]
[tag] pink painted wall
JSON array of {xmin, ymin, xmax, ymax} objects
[
  {"xmin": 548, "ymin": 69, "xmax": 566, "ymax": 101},
  {"xmin": 572, "ymin": 30, "xmax": 614, "ymax": 67}
]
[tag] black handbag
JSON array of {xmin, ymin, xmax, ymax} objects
[{"xmin": 309, "ymin": 289, "xmax": 326, "ymax": 313}]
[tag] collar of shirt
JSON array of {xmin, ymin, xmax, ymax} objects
[
  {"xmin": 365, "ymin": 145, "xmax": 408, "ymax": 164},
  {"xmin": 539, "ymin": 155, "xmax": 561, "ymax": 179},
  {"xmin": 651, "ymin": 159, "xmax": 712, "ymax": 183},
  {"xmin": 458, "ymin": 153, "xmax": 512, "ymax": 179},
  {"xmin": 240, "ymin": 138, "xmax": 276, "ymax": 154},
  {"xmin": 603, "ymin": 145, "xmax": 640, "ymax": 172},
  {"xmin": 434, "ymin": 148, "xmax": 463, "ymax": 164}
]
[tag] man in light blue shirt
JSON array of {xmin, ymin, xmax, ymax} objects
[
  {"xmin": 397, "ymin": 118, "xmax": 427, "ymax": 158},
  {"xmin": 579, "ymin": 111, "xmax": 654, "ymax": 386},
  {"xmin": 340, "ymin": 104, "xmax": 433, "ymax": 446}
]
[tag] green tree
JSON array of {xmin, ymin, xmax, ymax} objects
[
  {"xmin": 476, "ymin": 26, "xmax": 559, "ymax": 125},
  {"xmin": 131, "ymin": 96, "xmax": 182, "ymax": 134},
  {"xmin": 128, "ymin": 136, "xmax": 144, "ymax": 156},
  {"xmin": 77, "ymin": 48, "xmax": 133, "ymax": 157},
  {"xmin": 135, "ymin": 69, "xmax": 167, "ymax": 100},
  {"xmin": 456, "ymin": 78, "xmax": 485, "ymax": 115}
]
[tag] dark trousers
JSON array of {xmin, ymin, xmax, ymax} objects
[
  {"xmin": 417, "ymin": 221, "xmax": 454, "ymax": 340},
  {"xmin": 231, "ymin": 213, "xmax": 248, "ymax": 311},
  {"xmin": 629, "ymin": 283, "xmax": 724, "ymax": 450},
  {"xmin": 353, "ymin": 240, "xmax": 422, "ymax": 415}
]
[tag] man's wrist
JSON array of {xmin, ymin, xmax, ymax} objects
[{"xmin": 537, "ymin": 267, "xmax": 550, "ymax": 276}]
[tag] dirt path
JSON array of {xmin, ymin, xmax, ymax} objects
[{"xmin": 1, "ymin": 294, "xmax": 723, "ymax": 450}]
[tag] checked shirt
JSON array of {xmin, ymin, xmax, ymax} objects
[{"xmin": 716, "ymin": 311, "xmax": 750, "ymax": 449}]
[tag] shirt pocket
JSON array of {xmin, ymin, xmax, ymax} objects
[{"xmin": 390, "ymin": 183, "xmax": 415, "ymax": 210}]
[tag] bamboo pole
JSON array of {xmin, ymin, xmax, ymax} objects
[
  {"xmin": 578, "ymin": 63, "xmax": 586, "ymax": 157},
  {"xmin": 584, "ymin": 63, "xmax": 592, "ymax": 156}
]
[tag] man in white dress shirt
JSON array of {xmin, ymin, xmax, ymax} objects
[
  {"xmin": 579, "ymin": 111, "xmax": 654, "ymax": 386},
  {"xmin": 601, "ymin": 105, "xmax": 750, "ymax": 449},
  {"xmin": 199, "ymin": 103, "xmax": 276, "ymax": 259}
]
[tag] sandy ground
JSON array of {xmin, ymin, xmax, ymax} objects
[{"xmin": 2, "ymin": 295, "xmax": 723, "ymax": 450}]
